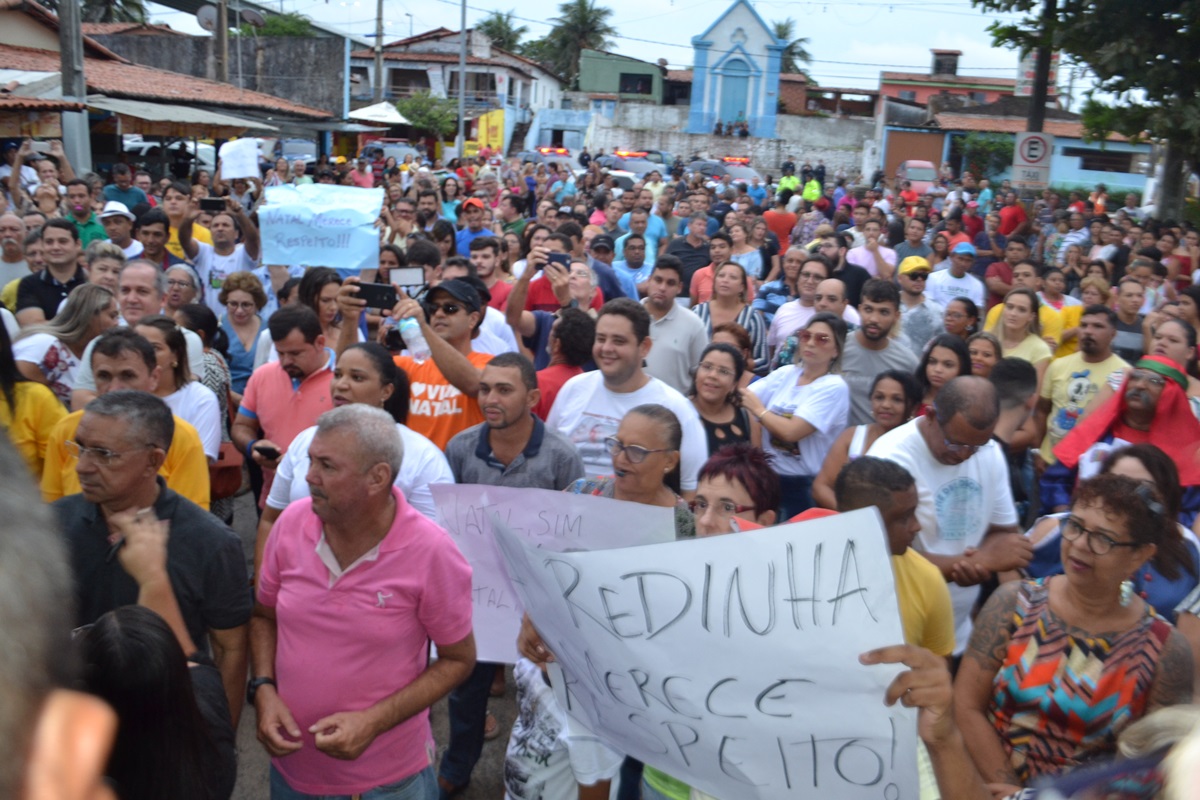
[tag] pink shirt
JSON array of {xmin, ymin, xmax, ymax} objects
[{"xmin": 258, "ymin": 490, "xmax": 474, "ymax": 795}]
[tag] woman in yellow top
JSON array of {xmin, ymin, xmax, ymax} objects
[
  {"xmin": 989, "ymin": 287, "xmax": 1052, "ymax": 387},
  {"xmin": 0, "ymin": 323, "xmax": 66, "ymax": 476}
]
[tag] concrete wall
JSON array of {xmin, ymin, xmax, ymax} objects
[
  {"xmin": 0, "ymin": 10, "xmax": 62, "ymax": 50},
  {"xmin": 90, "ymin": 34, "xmax": 345, "ymax": 116},
  {"xmin": 590, "ymin": 111, "xmax": 873, "ymax": 176}
]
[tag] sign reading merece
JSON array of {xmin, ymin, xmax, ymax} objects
[
  {"xmin": 259, "ymin": 184, "xmax": 383, "ymax": 273},
  {"xmin": 496, "ymin": 508, "xmax": 919, "ymax": 800}
]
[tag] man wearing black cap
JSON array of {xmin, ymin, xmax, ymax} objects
[
  {"xmin": 339, "ymin": 277, "xmax": 494, "ymax": 451},
  {"xmin": 588, "ymin": 233, "xmax": 635, "ymax": 298}
]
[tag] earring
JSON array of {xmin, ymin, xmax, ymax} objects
[{"xmin": 1119, "ymin": 579, "xmax": 1134, "ymax": 607}]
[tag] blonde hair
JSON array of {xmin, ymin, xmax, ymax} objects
[
  {"xmin": 85, "ymin": 239, "xmax": 126, "ymax": 267},
  {"xmin": 1079, "ymin": 275, "xmax": 1112, "ymax": 304}
]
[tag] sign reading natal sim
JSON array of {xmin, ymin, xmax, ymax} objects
[
  {"xmin": 431, "ymin": 484, "xmax": 676, "ymax": 663},
  {"xmin": 495, "ymin": 507, "xmax": 920, "ymax": 800},
  {"xmin": 259, "ymin": 184, "xmax": 384, "ymax": 274}
]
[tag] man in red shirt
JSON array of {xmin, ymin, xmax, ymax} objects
[
  {"xmin": 961, "ymin": 201, "xmax": 984, "ymax": 239},
  {"xmin": 533, "ymin": 308, "xmax": 595, "ymax": 419},
  {"xmin": 997, "ymin": 192, "xmax": 1029, "ymax": 236},
  {"xmin": 763, "ymin": 194, "xmax": 798, "ymax": 255},
  {"xmin": 899, "ymin": 180, "xmax": 919, "ymax": 209}
]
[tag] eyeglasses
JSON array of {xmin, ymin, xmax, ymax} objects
[
  {"xmin": 940, "ymin": 435, "xmax": 980, "ymax": 456},
  {"xmin": 65, "ymin": 440, "xmax": 155, "ymax": 466},
  {"xmin": 799, "ymin": 330, "xmax": 833, "ymax": 345},
  {"xmin": 1127, "ymin": 369, "xmax": 1166, "ymax": 389},
  {"xmin": 798, "ymin": 271, "xmax": 824, "ymax": 282},
  {"xmin": 167, "ymin": 279, "xmax": 194, "ymax": 290},
  {"xmin": 697, "ymin": 361, "xmax": 736, "ymax": 379},
  {"xmin": 424, "ymin": 301, "xmax": 463, "ymax": 316},
  {"xmin": 604, "ymin": 436, "xmax": 674, "ymax": 464},
  {"xmin": 1061, "ymin": 516, "xmax": 1142, "ymax": 556},
  {"xmin": 944, "ymin": 311, "xmax": 968, "ymax": 320},
  {"xmin": 904, "ymin": 272, "xmax": 930, "ymax": 280},
  {"xmin": 688, "ymin": 497, "xmax": 755, "ymax": 516}
]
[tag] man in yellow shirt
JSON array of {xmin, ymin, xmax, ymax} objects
[
  {"xmin": 162, "ymin": 180, "xmax": 211, "ymax": 259},
  {"xmin": 835, "ymin": 455, "xmax": 955, "ymax": 658},
  {"xmin": 983, "ymin": 260, "xmax": 1063, "ymax": 346},
  {"xmin": 42, "ymin": 328, "xmax": 210, "ymax": 509}
]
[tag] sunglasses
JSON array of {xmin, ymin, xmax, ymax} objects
[
  {"xmin": 904, "ymin": 272, "xmax": 930, "ymax": 280},
  {"xmin": 799, "ymin": 331, "xmax": 833, "ymax": 345},
  {"xmin": 424, "ymin": 301, "xmax": 463, "ymax": 316}
]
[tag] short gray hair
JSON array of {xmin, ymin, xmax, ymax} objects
[
  {"xmin": 315, "ymin": 405, "xmax": 403, "ymax": 481},
  {"xmin": 121, "ymin": 259, "xmax": 168, "ymax": 297},
  {"xmin": 85, "ymin": 390, "xmax": 175, "ymax": 451}
]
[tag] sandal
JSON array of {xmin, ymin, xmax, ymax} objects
[{"xmin": 483, "ymin": 710, "xmax": 502, "ymax": 741}]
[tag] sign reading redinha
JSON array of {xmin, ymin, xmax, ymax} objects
[{"xmin": 495, "ymin": 508, "xmax": 918, "ymax": 800}]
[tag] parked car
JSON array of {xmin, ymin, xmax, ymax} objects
[
  {"xmin": 274, "ymin": 138, "xmax": 318, "ymax": 165},
  {"xmin": 516, "ymin": 146, "xmax": 577, "ymax": 167},
  {"xmin": 688, "ymin": 157, "xmax": 763, "ymax": 186},
  {"xmin": 637, "ymin": 149, "xmax": 676, "ymax": 171},
  {"xmin": 358, "ymin": 139, "xmax": 421, "ymax": 165},
  {"xmin": 593, "ymin": 151, "xmax": 660, "ymax": 179},
  {"xmin": 895, "ymin": 159, "xmax": 938, "ymax": 195}
]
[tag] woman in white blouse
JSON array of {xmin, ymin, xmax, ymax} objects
[{"xmin": 134, "ymin": 315, "xmax": 222, "ymax": 462}]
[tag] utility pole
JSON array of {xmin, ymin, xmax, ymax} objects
[
  {"xmin": 456, "ymin": 0, "xmax": 466, "ymax": 157},
  {"xmin": 373, "ymin": 0, "xmax": 384, "ymax": 102},
  {"xmin": 215, "ymin": 0, "xmax": 230, "ymax": 82},
  {"xmin": 1026, "ymin": 0, "xmax": 1056, "ymax": 133},
  {"xmin": 58, "ymin": 0, "xmax": 91, "ymax": 172}
]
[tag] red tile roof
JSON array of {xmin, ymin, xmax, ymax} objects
[
  {"xmin": 933, "ymin": 113, "xmax": 1128, "ymax": 141},
  {"xmin": 0, "ymin": 43, "xmax": 331, "ymax": 118},
  {"xmin": 80, "ymin": 22, "xmax": 185, "ymax": 36},
  {"xmin": 0, "ymin": 94, "xmax": 84, "ymax": 110},
  {"xmin": 0, "ymin": 0, "xmax": 127, "ymax": 60}
]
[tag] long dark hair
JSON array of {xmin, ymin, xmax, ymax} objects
[
  {"xmin": 175, "ymin": 303, "xmax": 229, "ymax": 361},
  {"xmin": 1100, "ymin": 444, "xmax": 1197, "ymax": 580},
  {"xmin": 77, "ymin": 606, "xmax": 212, "ymax": 800},
  {"xmin": 0, "ymin": 321, "xmax": 26, "ymax": 413},
  {"xmin": 135, "ymin": 314, "xmax": 191, "ymax": 391},
  {"xmin": 916, "ymin": 333, "xmax": 971, "ymax": 396},
  {"xmin": 344, "ymin": 342, "xmax": 409, "ymax": 425},
  {"xmin": 687, "ymin": 342, "xmax": 745, "ymax": 407}
]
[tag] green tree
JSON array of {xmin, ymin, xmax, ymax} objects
[
  {"xmin": 396, "ymin": 91, "xmax": 459, "ymax": 140},
  {"xmin": 546, "ymin": 0, "xmax": 616, "ymax": 87},
  {"xmin": 961, "ymin": 132, "xmax": 1014, "ymax": 179},
  {"xmin": 517, "ymin": 37, "xmax": 560, "ymax": 74},
  {"xmin": 236, "ymin": 11, "xmax": 314, "ymax": 37},
  {"xmin": 771, "ymin": 18, "xmax": 812, "ymax": 76},
  {"xmin": 971, "ymin": 0, "xmax": 1200, "ymax": 217},
  {"xmin": 83, "ymin": 0, "xmax": 146, "ymax": 23},
  {"xmin": 476, "ymin": 10, "xmax": 528, "ymax": 53}
]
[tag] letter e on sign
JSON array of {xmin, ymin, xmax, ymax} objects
[{"xmin": 1014, "ymin": 132, "xmax": 1053, "ymax": 169}]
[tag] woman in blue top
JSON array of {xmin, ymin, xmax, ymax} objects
[
  {"xmin": 439, "ymin": 176, "xmax": 461, "ymax": 224},
  {"xmin": 1025, "ymin": 443, "xmax": 1200, "ymax": 624},
  {"xmin": 217, "ymin": 270, "xmax": 266, "ymax": 399}
]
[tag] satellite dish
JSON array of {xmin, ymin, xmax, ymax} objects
[
  {"xmin": 241, "ymin": 9, "xmax": 266, "ymax": 28},
  {"xmin": 196, "ymin": 4, "xmax": 218, "ymax": 32}
]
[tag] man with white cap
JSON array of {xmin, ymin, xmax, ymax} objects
[{"xmin": 99, "ymin": 201, "xmax": 143, "ymax": 260}]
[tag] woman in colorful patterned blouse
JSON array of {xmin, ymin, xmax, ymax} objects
[{"xmin": 955, "ymin": 473, "xmax": 1194, "ymax": 797}]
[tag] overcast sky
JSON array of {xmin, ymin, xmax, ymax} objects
[{"xmin": 147, "ymin": 0, "xmax": 1066, "ymax": 94}]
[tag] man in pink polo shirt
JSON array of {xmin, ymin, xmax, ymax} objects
[
  {"xmin": 251, "ymin": 404, "xmax": 476, "ymax": 798},
  {"xmin": 232, "ymin": 305, "xmax": 334, "ymax": 507}
]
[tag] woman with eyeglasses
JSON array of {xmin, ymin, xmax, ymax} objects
[
  {"xmin": 217, "ymin": 271, "xmax": 267, "ymax": 400},
  {"xmin": 164, "ymin": 264, "xmax": 202, "ymax": 315},
  {"xmin": 690, "ymin": 443, "xmax": 780, "ymax": 536},
  {"xmin": 738, "ymin": 312, "xmax": 850, "ymax": 519},
  {"xmin": 943, "ymin": 296, "xmax": 980, "ymax": 340},
  {"xmin": 563, "ymin": 403, "xmax": 695, "ymax": 538},
  {"xmin": 957, "ymin": 472, "xmax": 1193, "ymax": 795},
  {"xmin": 687, "ymin": 342, "xmax": 761, "ymax": 457},
  {"xmin": 812, "ymin": 369, "xmax": 921, "ymax": 510}
]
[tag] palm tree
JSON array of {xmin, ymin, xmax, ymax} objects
[
  {"xmin": 771, "ymin": 18, "xmax": 812, "ymax": 76},
  {"xmin": 81, "ymin": 0, "xmax": 147, "ymax": 23},
  {"xmin": 547, "ymin": 0, "xmax": 616, "ymax": 87},
  {"xmin": 476, "ymin": 11, "xmax": 528, "ymax": 53}
]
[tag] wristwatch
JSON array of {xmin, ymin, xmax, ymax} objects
[{"xmin": 246, "ymin": 676, "xmax": 277, "ymax": 705}]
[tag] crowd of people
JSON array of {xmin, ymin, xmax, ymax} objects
[{"xmin": 3, "ymin": 131, "xmax": 1200, "ymax": 800}]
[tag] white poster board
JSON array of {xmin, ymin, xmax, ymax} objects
[
  {"xmin": 495, "ymin": 508, "xmax": 919, "ymax": 800},
  {"xmin": 432, "ymin": 484, "xmax": 676, "ymax": 663},
  {"xmin": 217, "ymin": 138, "xmax": 261, "ymax": 180},
  {"xmin": 259, "ymin": 184, "xmax": 384, "ymax": 273}
]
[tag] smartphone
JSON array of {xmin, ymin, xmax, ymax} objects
[
  {"xmin": 355, "ymin": 282, "xmax": 399, "ymax": 310},
  {"xmin": 199, "ymin": 197, "xmax": 225, "ymax": 213},
  {"xmin": 253, "ymin": 444, "xmax": 281, "ymax": 460},
  {"xmin": 386, "ymin": 266, "xmax": 426, "ymax": 288},
  {"xmin": 546, "ymin": 252, "xmax": 571, "ymax": 270}
]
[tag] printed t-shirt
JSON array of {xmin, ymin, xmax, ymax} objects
[
  {"xmin": 394, "ymin": 350, "xmax": 492, "ymax": 450},
  {"xmin": 42, "ymin": 410, "xmax": 210, "ymax": 509},
  {"xmin": 747, "ymin": 367, "xmax": 849, "ymax": 475},
  {"xmin": 258, "ymin": 490, "xmax": 473, "ymax": 795},
  {"xmin": 868, "ymin": 418, "xmax": 1017, "ymax": 654},
  {"xmin": 1038, "ymin": 352, "xmax": 1128, "ymax": 463},
  {"xmin": 546, "ymin": 371, "xmax": 707, "ymax": 491}
]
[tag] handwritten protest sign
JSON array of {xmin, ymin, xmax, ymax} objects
[
  {"xmin": 432, "ymin": 484, "xmax": 675, "ymax": 663},
  {"xmin": 259, "ymin": 184, "xmax": 383, "ymax": 273},
  {"xmin": 495, "ymin": 508, "xmax": 918, "ymax": 800},
  {"xmin": 217, "ymin": 138, "xmax": 260, "ymax": 180}
]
